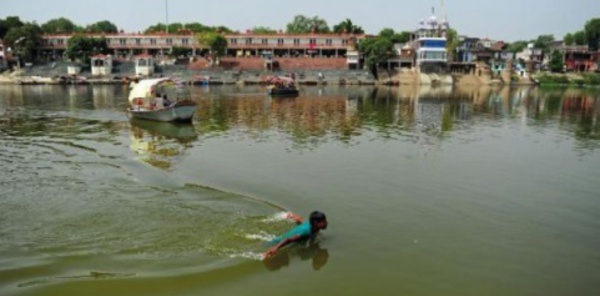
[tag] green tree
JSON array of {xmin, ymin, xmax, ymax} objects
[
  {"xmin": 394, "ymin": 31, "xmax": 412, "ymax": 44},
  {"xmin": 378, "ymin": 28, "xmax": 395, "ymax": 39},
  {"xmin": 286, "ymin": 15, "xmax": 330, "ymax": 34},
  {"xmin": 65, "ymin": 35, "xmax": 109, "ymax": 63},
  {"xmin": 252, "ymin": 26, "xmax": 278, "ymax": 34},
  {"xmin": 332, "ymin": 18, "xmax": 364, "ymax": 34},
  {"xmin": 564, "ymin": 33, "xmax": 574, "ymax": 46},
  {"xmin": 41, "ymin": 17, "xmax": 80, "ymax": 34},
  {"xmin": 533, "ymin": 34, "xmax": 554, "ymax": 52},
  {"xmin": 214, "ymin": 26, "xmax": 233, "ymax": 34},
  {"xmin": 85, "ymin": 20, "xmax": 118, "ymax": 33},
  {"xmin": 0, "ymin": 16, "xmax": 24, "ymax": 39},
  {"xmin": 198, "ymin": 32, "xmax": 228, "ymax": 58},
  {"xmin": 584, "ymin": 18, "xmax": 600, "ymax": 51},
  {"xmin": 358, "ymin": 37, "xmax": 395, "ymax": 78},
  {"xmin": 378, "ymin": 28, "xmax": 411, "ymax": 44},
  {"xmin": 548, "ymin": 50, "xmax": 564, "ymax": 73},
  {"xmin": 144, "ymin": 23, "xmax": 167, "ymax": 33},
  {"xmin": 3, "ymin": 23, "xmax": 43, "ymax": 62},
  {"xmin": 573, "ymin": 31, "xmax": 587, "ymax": 46},
  {"xmin": 184, "ymin": 22, "xmax": 210, "ymax": 33},
  {"xmin": 446, "ymin": 28, "xmax": 459, "ymax": 61},
  {"xmin": 507, "ymin": 40, "xmax": 528, "ymax": 53}
]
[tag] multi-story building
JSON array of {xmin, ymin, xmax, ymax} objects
[
  {"xmin": 39, "ymin": 31, "xmax": 365, "ymax": 68},
  {"xmin": 562, "ymin": 45, "xmax": 597, "ymax": 72},
  {"xmin": 411, "ymin": 9, "xmax": 449, "ymax": 73}
]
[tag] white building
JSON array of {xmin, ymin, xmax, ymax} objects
[
  {"xmin": 134, "ymin": 54, "xmax": 155, "ymax": 76},
  {"xmin": 413, "ymin": 9, "xmax": 449, "ymax": 73},
  {"xmin": 90, "ymin": 54, "xmax": 113, "ymax": 76}
]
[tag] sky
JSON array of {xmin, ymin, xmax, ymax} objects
[{"xmin": 1, "ymin": 0, "xmax": 599, "ymax": 42}]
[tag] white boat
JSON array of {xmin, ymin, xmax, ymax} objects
[{"xmin": 127, "ymin": 78, "xmax": 197, "ymax": 122}]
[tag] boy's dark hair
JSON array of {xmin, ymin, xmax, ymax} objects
[{"xmin": 309, "ymin": 211, "xmax": 327, "ymax": 225}]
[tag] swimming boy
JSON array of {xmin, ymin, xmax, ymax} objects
[{"xmin": 263, "ymin": 211, "xmax": 328, "ymax": 259}]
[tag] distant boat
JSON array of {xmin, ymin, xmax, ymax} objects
[
  {"xmin": 267, "ymin": 85, "xmax": 299, "ymax": 97},
  {"xmin": 127, "ymin": 78, "xmax": 197, "ymax": 122}
]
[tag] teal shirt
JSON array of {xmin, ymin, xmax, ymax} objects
[{"xmin": 269, "ymin": 221, "xmax": 313, "ymax": 246}]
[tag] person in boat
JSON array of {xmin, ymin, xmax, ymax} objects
[
  {"xmin": 263, "ymin": 211, "xmax": 328, "ymax": 259},
  {"xmin": 152, "ymin": 92, "xmax": 164, "ymax": 110},
  {"xmin": 162, "ymin": 94, "xmax": 172, "ymax": 107}
]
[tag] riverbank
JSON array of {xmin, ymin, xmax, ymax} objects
[
  {"xmin": 2, "ymin": 61, "xmax": 600, "ymax": 87},
  {"xmin": 532, "ymin": 72, "xmax": 600, "ymax": 87}
]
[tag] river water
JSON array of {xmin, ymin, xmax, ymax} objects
[{"xmin": 0, "ymin": 84, "xmax": 599, "ymax": 296}]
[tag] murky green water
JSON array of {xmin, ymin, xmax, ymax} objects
[{"xmin": 1, "ymin": 84, "xmax": 599, "ymax": 296}]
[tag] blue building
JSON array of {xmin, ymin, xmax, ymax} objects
[{"xmin": 413, "ymin": 9, "xmax": 449, "ymax": 73}]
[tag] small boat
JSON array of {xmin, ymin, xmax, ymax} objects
[
  {"xmin": 127, "ymin": 78, "xmax": 197, "ymax": 122},
  {"xmin": 267, "ymin": 85, "xmax": 299, "ymax": 97}
]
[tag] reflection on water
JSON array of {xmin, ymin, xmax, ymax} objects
[
  {"xmin": 192, "ymin": 85, "xmax": 600, "ymax": 151},
  {"xmin": 263, "ymin": 243, "xmax": 329, "ymax": 272},
  {"xmin": 129, "ymin": 119, "xmax": 198, "ymax": 170}
]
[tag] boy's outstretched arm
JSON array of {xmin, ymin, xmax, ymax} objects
[
  {"xmin": 287, "ymin": 212, "xmax": 303, "ymax": 224},
  {"xmin": 263, "ymin": 235, "xmax": 303, "ymax": 259}
]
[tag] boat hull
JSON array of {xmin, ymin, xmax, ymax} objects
[
  {"xmin": 267, "ymin": 88, "xmax": 299, "ymax": 97},
  {"xmin": 128, "ymin": 101, "xmax": 197, "ymax": 122}
]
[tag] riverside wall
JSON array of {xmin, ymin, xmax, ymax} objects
[{"xmin": 0, "ymin": 57, "xmax": 549, "ymax": 86}]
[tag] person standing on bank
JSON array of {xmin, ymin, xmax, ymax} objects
[{"xmin": 263, "ymin": 211, "xmax": 328, "ymax": 259}]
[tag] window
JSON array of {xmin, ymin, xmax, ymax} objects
[
  {"xmin": 342, "ymin": 39, "xmax": 347, "ymax": 45},
  {"xmin": 119, "ymin": 38, "xmax": 126, "ymax": 45},
  {"xmin": 245, "ymin": 38, "xmax": 253, "ymax": 45},
  {"xmin": 57, "ymin": 39, "xmax": 64, "ymax": 45},
  {"xmin": 309, "ymin": 38, "xmax": 316, "ymax": 45},
  {"xmin": 277, "ymin": 39, "xmax": 284, "ymax": 45},
  {"xmin": 182, "ymin": 39, "xmax": 189, "ymax": 45},
  {"xmin": 166, "ymin": 38, "xmax": 173, "ymax": 45},
  {"xmin": 262, "ymin": 39, "xmax": 268, "ymax": 45},
  {"xmin": 150, "ymin": 39, "xmax": 156, "ymax": 45},
  {"xmin": 326, "ymin": 39, "xmax": 332, "ymax": 46},
  {"xmin": 293, "ymin": 39, "xmax": 300, "ymax": 45},
  {"xmin": 230, "ymin": 39, "xmax": 238, "ymax": 45},
  {"xmin": 136, "ymin": 39, "xmax": 141, "ymax": 45}
]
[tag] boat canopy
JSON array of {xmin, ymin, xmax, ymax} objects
[{"xmin": 128, "ymin": 78, "xmax": 176, "ymax": 104}]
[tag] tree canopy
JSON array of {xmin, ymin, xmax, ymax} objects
[
  {"xmin": 85, "ymin": 20, "xmax": 118, "ymax": 34},
  {"xmin": 65, "ymin": 35, "xmax": 110, "ymax": 63},
  {"xmin": 144, "ymin": 22, "xmax": 232, "ymax": 34},
  {"xmin": 41, "ymin": 17, "xmax": 80, "ymax": 34},
  {"xmin": 251, "ymin": 26, "xmax": 279, "ymax": 34},
  {"xmin": 507, "ymin": 40, "xmax": 528, "ymax": 53},
  {"xmin": 286, "ymin": 15, "xmax": 330, "ymax": 34},
  {"xmin": 573, "ymin": 31, "xmax": 587, "ymax": 46},
  {"xmin": 378, "ymin": 28, "xmax": 411, "ymax": 44},
  {"xmin": 197, "ymin": 32, "xmax": 228, "ymax": 58},
  {"xmin": 584, "ymin": 18, "xmax": 600, "ymax": 51},
  {"xmin": 548, "ymin": 50, "xmax": 564, "ymax": 73},
  {"xmin": 533, "ymin": 34, "xmax": 555, "ymax": 53},
  {"xmin": 358, "ymin": 37, "xmax": 395, "ymax": 71},
  {"xmin": 0, "ymin": 16, "xmax": 25, "ymax": 39},
  {"xmin": 3, "ymin": 23, "xmax": 43, "ymax": 62},
  {"xmin": 332, "ymin": 18, "xmax": 364, "ymax": 34}
]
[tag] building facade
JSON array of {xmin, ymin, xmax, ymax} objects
[
  {"xmin": 411, "ymin": 9, "xmax": 450, "ymax": 73},
  {"xmin": 39, "ymin": 32, "xmax": 365, "ymax": 64}
]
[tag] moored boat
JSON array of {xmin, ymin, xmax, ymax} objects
[{"xmin": 267, "ymin": 85, "xmax": 299, "ymax": 96}]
